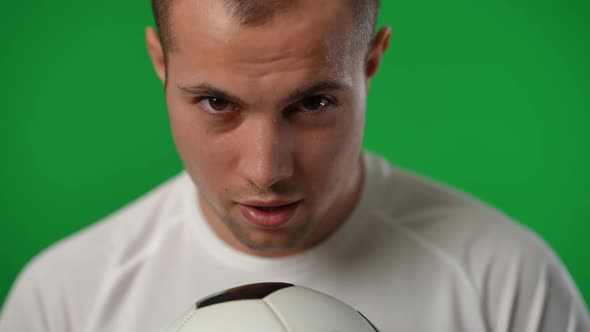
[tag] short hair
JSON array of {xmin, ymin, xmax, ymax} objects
[{"xmin": 151, "ymin": 0, "xmax": 381, "ymax": 54}]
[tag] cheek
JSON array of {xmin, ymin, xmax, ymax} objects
[
  {"xmin": 167, "ymin": 98, "xmax": 236, "ymax": 195},
  {"xmin": 295, "ymin": 108, "xmax": 365, "ymax": 190},
  {"xmin": 167, "ymin": 99, "xmax": 201, "ymax": 168}
]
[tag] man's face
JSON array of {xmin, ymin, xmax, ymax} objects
[{"xmin": 148, "ymin": 0, "xmax": 388, "ymax": 256}]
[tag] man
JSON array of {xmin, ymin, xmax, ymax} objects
[{"xmin": 1, "ymin": 0, "xmax": 588, "ymax": 331}]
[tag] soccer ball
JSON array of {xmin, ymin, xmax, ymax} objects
[{"xmin": 163, "ymin": 282, "xmax": 379, "ymax": 331}]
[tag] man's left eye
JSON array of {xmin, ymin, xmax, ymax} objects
[{"xmin": 300, "ymin": 96, "xmax": 332, "ymax": 111}]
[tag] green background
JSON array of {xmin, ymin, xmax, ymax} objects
[{"xmin": 1, "ymin": 0, "xmax": 588, "ymax": 309}]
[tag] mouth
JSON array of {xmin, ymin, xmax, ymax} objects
[
  {"xmin": 238, "ymin": 200, "xmax": 302, "ymax": 229},
  {"xmin": 255, "ymin": 206, "xmax": 285, "ymax": 212}
]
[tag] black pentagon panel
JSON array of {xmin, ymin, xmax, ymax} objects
[
  {"xmin": 357, "ymin": 311, "xmax": 380, "ymax": 332},
  {"xmin": 196, "ymin": 282, "xmax": 294, "ymax": 309}
]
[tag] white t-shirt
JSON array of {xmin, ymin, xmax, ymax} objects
[{"xmin": 1, "ymin": 152, "xmax": 588, "ymax": 332}]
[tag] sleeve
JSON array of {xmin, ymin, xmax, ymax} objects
[
  {"xmin": 484, "ymin": 232, "xmax": 590, "ymax": 332},
  {"xmin": 0, "ymin": 264, "xmax": 52, "ymax": 332}
]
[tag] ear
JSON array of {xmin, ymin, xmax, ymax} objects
[
  {"xmin": 365, "ymin": 26, "xmax": 392, "ymax": 88},
  {"xmin": 146, "ymin": 27, "xmax": 167, "ymax": 84}
]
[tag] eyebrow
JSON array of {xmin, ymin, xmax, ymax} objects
[
  {"xmin": 178, "ymin": 84, "xmax": 247, "ymax": 107},
  {"xmin": 284, "ymin": 80, "xmax": 351, "ymax": 104},
  {"xmin": 177, "ymin": 80, "xmax": 350, "ymax": 107}
]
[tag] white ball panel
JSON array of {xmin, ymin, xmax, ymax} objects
[
  {"xmin": 173, "ymin": 300, "xmax": 287, "ymax": 332},
  {"xmin": 264, "ymin": 286, "xmax": 376, "ymax": 332},
  {"xmin": 162, "ymin": 307, "xmax": 197, "ymax": 332}
]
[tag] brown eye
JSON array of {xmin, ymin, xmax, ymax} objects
[
  {"xmin": 300, "ymin": 96, "xmax": 331, "ymax": 111},
  {"xmin": 206, "ymin": 97, "xmax": 231, "ymax": 111}
]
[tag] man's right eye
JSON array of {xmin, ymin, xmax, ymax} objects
[{"xmin": 198, "ymin": 97, "xmax": 233, "ymax": 112}]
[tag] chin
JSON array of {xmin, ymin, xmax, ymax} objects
[
  {"xmin": 233, "ymin": 225, "xmax": 312, "ymax": 253},
  {"xmin": 241, "ymin": 230, "xmax": 303, "ymax": 250}
]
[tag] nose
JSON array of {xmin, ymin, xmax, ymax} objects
[{"xmin": 238, "ymin": 118, "xmax": 294, "ymax": 190}]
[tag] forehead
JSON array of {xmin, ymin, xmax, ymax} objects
[{"xmin": 167, "ymin": 0, "xmax": 360, "ymax": 84}]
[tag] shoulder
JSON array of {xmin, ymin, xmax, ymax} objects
[
  {"xmin": 366, "ymin": 151, "xmax": 561, "ymax": 283},
  {"xmin": 365, "ymin": 152, "xmax": 590, "ymax": 330},
  {"xmin": 364, "ymin": 151, "xmax": 550, "ymax": 264},
  {"xmin": 1, "ymin": 172, "xmax": 192, "ymax": 327},
  {"xmin": 31, "ymin": 171, "xmax": 191, "ymax": 272}
]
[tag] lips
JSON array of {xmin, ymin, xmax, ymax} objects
[{"xmin": 238, "ymin": 200, "xmax": 301, "ymax": 229}]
